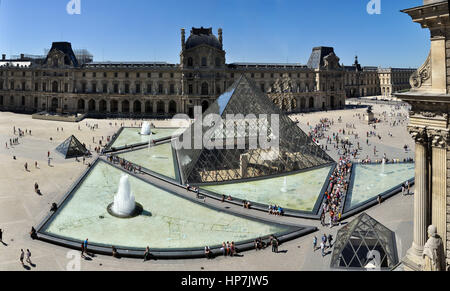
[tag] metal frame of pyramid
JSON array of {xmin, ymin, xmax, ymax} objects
[
  {"xmin": 330, "ymin": 213, "xmax": 399, "ymax": 270},
  {"xmin": 175, "ymin": 74, "xmax": 335, "ymax": 184},
  {"xmin": 56, "ymin": 135, "xmax": 90, "ymax": 159}
]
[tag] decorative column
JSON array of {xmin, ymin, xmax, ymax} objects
[
  {"xmin": 405, "ymin": 127, "xmax": 430, "ymax": 268},
  {"xmin": 430, "ymin": 130, "xmax": 448, "ymax": 252}
]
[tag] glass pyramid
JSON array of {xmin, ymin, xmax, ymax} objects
[
  {"xmin": 175, "ymin": 74, "xmax": 335, "ymax": 184},
  {"xmin": 56, "ymin": 135, "xmax": 90, "ymax": 159},
  {"xmin": 330, "ymin": 213, "xmax": 399, "ymax": 270}
]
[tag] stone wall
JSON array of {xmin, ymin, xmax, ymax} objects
[{"xmin": 447, "ymin": 147, "xmax": 450, "ymax": 266}]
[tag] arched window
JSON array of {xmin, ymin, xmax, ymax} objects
[
  {"xmin": 99, "ymin": 100, "xmax": 107, "ymax": 112},
  {"xmin": 309, "ymin": 97, "xmax": 314, "ymax": 109},
  {"xmin": 88, "ymin": 99, "xmax": 96, "ymax": 112},
  {"xmin": 299, "ymin": 98, "xmax": 305, "ymax": 110},
  {"xmin": 133, "ymin": 100, "xmax": 141, "ymax": 113},
  {"xmin": 77, "ymin": 99, "xmax": 85, "ymax": 111},
  {"xmin": 157, "ymin": 101, "xmax": 165, "ymax": 114},
  {"xmin": 51, "ymin": 98, "xmax": 58, "ymax": 112},
  {"xmin": 169, "ymin": 100, "xmax": 177, "ymax": 114},
  {"xmin": 145, "ymin": 101, "xmax": 153, "ymax": 113},
  {"xmin": 110, "ymin": 100, "xmax": 118, "ymax": 113},
  {"xmin": 122, "ymin": 100, "xmax": 130, "ymax": 113},
  {"xmin": 52, "ymin": 81, "xmax": 58, "ymax": 93},
  {"xmin": 215, "ymin": 57, "xmax": 221, "ymax": 67},
  {"xmin": 187, "ymin": 57, "xmax": 193, "ymax": 67},
  {"xmin": 201, "ymin": 100, "xmax": 209, "ymax": 113},
  {"xmin": 201, "ymin": 82, "xmax": 209, "ymax": 95},
  {"xmin": 201, "ymin": 57, "xmax": 207, "ymax": 67}
]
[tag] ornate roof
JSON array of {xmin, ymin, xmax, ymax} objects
[{"xmin": 185, "ymin": 27, "xmax": 222, "ymax": 50}]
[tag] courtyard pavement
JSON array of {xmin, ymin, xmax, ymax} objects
[{"xmin": 0, "ymin": 101, "xmax": 414, "ymax": 271}]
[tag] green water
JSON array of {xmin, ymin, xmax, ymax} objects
[
  {"xmin": 111, "ymin": 128, "xmax": 182, "ymax": 148},
  {"xmin": 347, "ymin": 163, "xmax": 415, "ymax": 209},
  {"xmin": 202, "ymin": 166, "xmax": 332, "ymax": 211},
  {"xmin": 118, "ymin": 143, "xmax": 177, "ymax": 180},
  {"xmin": 42, "ymin": 161, "xmax": 290, "ymax": 249}
]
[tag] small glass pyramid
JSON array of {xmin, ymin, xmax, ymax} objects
[
  {"xmin": 56, "ymin": 135, "xmax": 90, "ymax": 159},
  {"xmin": 330, "ymin": 213, "xmax": 399, "ymax": 270}
]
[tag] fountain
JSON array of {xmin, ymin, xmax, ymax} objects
[
  {"xmin": 281, "ymin": 176, "xmax": 288, "ymax": 193},
  {"xmin": 107, "ymin": 175, "xmax": 143, "ymax": 218},
  {"xmin": 140, "ymin": 122, "xmax": 151, "ymax": 135}
]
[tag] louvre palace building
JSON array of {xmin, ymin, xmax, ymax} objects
[{"xmin": 0, "ymin": 27, "xmax": 415, "ymax": 117}]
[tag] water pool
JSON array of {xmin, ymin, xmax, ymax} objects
[
  {"xmin": 42, "ymin": 161, "xmax": 290, "ymax": 249},
  {"xmin": 345, "ymin": 163, "xmax": 414, "ymax": 210},
  {"xmin": 201, "ymin": 166, "xmax": 333, "ymax": 212}
]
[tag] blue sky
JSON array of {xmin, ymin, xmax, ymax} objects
[{"xmin": 0, "ymin": 0, "xmax": 428, "ymax": 68}]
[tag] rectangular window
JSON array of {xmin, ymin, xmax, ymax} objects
[
  {"xmin": 125, "ymin": 84, "xmax": 130, "ymax": 94},
  {"xmin": 92, "ymin": 83, "xmax": 97, "ymax": 93},
  {"xmin": 114, "ymin": 84, "xmax": 119, "ymax": 94},
  {"xmin": 136, "ymin": 83, "xmax": 141, "ymax": 94},
  {"xmin": 158, "ymin": 84, "xmax": 163, "ymax": 94},
  {"xmin": 64, "ymin": 83, "xmax": 68, "ymax": 92},
  {"xmin": 136, "ymin": 73, "xmax": 140, "ymax": 78},
  {"xmin": 42, "ymin": 83, "xmax": 46, "ymax": 92},
  {"xmin": 21, "ymin": 96, "xmax": 25, "ymax": 106},
  {"xmin": 147, "ymin": 84, "xmax": 152, "ymax": 94},
  {"xmin": 93, "ymin": 72, "xmax": 96, "ymax": 78},
  {"xmin": 188, "ymin": 84, "xmax": 193, "ymax": 94},
  {"xmin": 170, "ymin": 84, "xmax": 175, "ymax": 94},
  {"xmin": 103, "ymin": 83, "xmax": 107, "ymax": 93},
  {"xmin": 10, "ymin": 81, "xmax": 14, "ymax": 90}
]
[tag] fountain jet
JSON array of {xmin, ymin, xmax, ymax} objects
[
  {"xmin": 108, "ymin": 175, "xmax": 143, "ymax": 218},
  {"xmin": 141, "ymin": 122, "xmax": 151, "ymax": 135}
]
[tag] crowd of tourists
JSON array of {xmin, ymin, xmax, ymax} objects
[{"xmin": 320, "ymin": 156, "xmax": 351, "ymax": 228}]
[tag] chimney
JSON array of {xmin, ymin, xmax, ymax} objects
[
  {"xmin": 181, "ymin": 28, "xmax": 186, "ymax": 50},
  {"xmin": 1, "ymin": 54, "xmax": 5, "ymax": 61},
  {"xmin": 218, "ymin": 28, "xmax": 223, "ymax": 47},
  {"xmin": 20, "ymin": 54, "xmax": 25, "ymax": 59}
]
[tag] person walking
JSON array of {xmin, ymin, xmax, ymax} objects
[
  {"xmin": 143, "ymin": 246, "xmax": 151, "ymax": 262},
  {"xmin": 272, "ymin": 237, "xmax": 279, "ymax": 253},
  {"xmin": 313, "ymin": 236, "xmax": 317, "ymax": 251},
  {"xmin": 322, "ymin": 234, "xmax": 327, "ymax": 249},
  {"xmin": 327, "ymin": 234, "xmax": 333, "ymax": 248},
  {"xmin": 0, "ymin": 228, "xmax": 3, "ymax": 244},
  {"xmin": 320, "ymin": 242, "xmax": 325, "ymax": 257},
  {"xmin": 80, "ymin": 242, "xmax": 85, "ymax": 258},
  {"xmin": 19, "ymin": 249, "xmax": 25, "ymax": 266},
  {"xmin": 83, "ymin": 238, "xmax": 88, "ymax": 255},
  {"xmin": 26, "ymin": 249, "xmax": 32, "ymax": 264}
]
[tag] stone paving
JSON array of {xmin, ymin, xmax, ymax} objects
[{"xmin": 0, "ymin": 102, "xmax": 414, "ymax": 271}]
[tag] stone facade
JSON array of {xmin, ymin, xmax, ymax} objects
[
  {"xmin": 343, "ymin": 57, "xmax": 415, "ymax": 99},
  {"xmin": 0, "ymin": 27, "xmax": 413, "ymax": 117},
  {"xmin": 397, "ymin": 0, "xmax": 450, "ymax": 271}
]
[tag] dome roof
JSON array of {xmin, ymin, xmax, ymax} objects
[{"xmin": 185, "ymin": 27, "xmax": 222, "ymax": 50}]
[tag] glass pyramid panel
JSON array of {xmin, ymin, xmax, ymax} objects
[
  {"xmin": 56, "ymin": 135, "xmax": 89, "ymax": 159},
  {"xmin": 175, "ymin": 75, "xmax": 335, "ymax": 184},
  {"xmin": 330, "ymin": 213, "xmax": 399, "ymax": 270}
]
